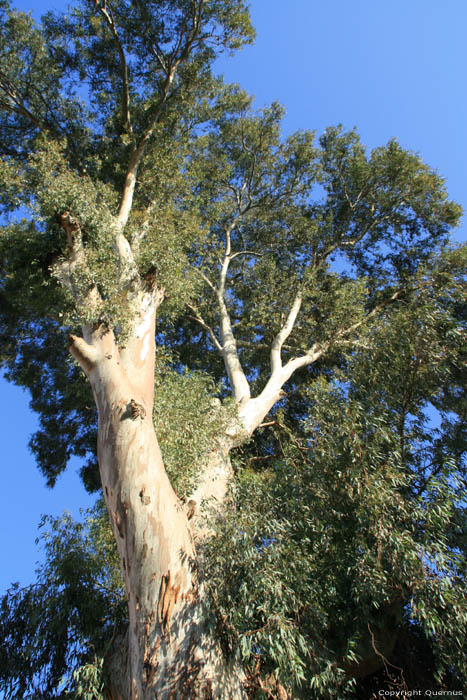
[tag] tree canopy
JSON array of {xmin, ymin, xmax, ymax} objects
[{"xmin": 0, "ymin": 0, "xmax": 466, "ymax": 697}]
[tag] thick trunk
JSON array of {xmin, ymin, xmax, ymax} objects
[
  {"xmin": 72, "ymin": 310, "xmax": 245, "ymax": 699},
  {"xmin": 98, "ymin": 412, "xmax": 245, "ymax": 699}
]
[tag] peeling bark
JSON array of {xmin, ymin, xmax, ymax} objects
[{"xmin": 71, "ymin": 306, "xmax": 245, "ymax": 699}]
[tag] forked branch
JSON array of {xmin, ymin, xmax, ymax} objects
[{"xmin": 238, "ymin": 287, "xmax": 404, "ymax": 436}]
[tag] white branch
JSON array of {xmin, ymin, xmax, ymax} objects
[
  {"xmin": 229, "ymin": 250, "xmax": 262, "ymax": 261},
  {"xmin": 68, "ymin": 333, "xmax": 98, "ymax": 374},
  {"xmin": 270, "ymin": 291, "xmax": 303, "ymax": 375},
  {"xmin": 236, "ymin": 286, "xmax": 404, "ymax": 438},
  {"xmin": 218, "ymin": 221, "xmax": 234, "ymax": 298},
  {"xmin": 112, "ymin": 78, "xmax": 176, "ymax": 285},
  {"xmin": 216, "ymin": 219, "xmax": 251, "ymax": 403},
  {"xmin": 218, "ymin": 303, "xmax": 251, "ymax": 403},
  {"xmin": 238, "ymin": 343, "xmax": 323, "ymax": 436}
]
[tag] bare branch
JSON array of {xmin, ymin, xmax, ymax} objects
[
  {"xmin": 151, "ymin": 43, "xmax": 169, "ymax": 75},
  {"xmin": 229, "ymin": 250, "xmax": 262, "ymax": 261},
  {"xmin": 193, "ymin": 267, "xmax": 217, "ymax": 294},
  {"xmin": 237, "ymin": 343, "xmax": 323, "ymax": 436},
  {"xmin": 218, "ymin": 307, "xmax": 250, "ymax": 403},
  {"xmin": 216, "ymin": 218, "xmax": 251, "ymax": 403},
  {"xmin": 187, "ymin": 304, "xmax": 223, "ymax": 353},
  {"xmin": 237, "ymin": 288, "xmax": 404, "ymax": 437},
  {"xmin": 281, "ymin": 342, "xmax": 323, "ymax": 378},
  {"xmin": 115, "ymin": 67, "xmax": 176, "ymax": 234},
  {"xmin": 278, "ymin": 288, "xmax": 404, "ymax": 378},
  {"xmin": 218, "ymin": 220, "xmax": 234, "ymax": 297},
  {"xmin": 68, "ymin": 333, "xmax": 98, "ymax": 374}
]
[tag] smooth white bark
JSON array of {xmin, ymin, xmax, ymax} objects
[{"xmin": 238, "ymin": 347, "xmax": 322, "ymax": 435}]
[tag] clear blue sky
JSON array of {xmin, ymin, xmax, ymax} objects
[{"xmin": 1, "ymin": 0, "xmax": 466, "ymax": 594}]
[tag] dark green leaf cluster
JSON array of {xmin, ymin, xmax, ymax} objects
[
  {"xmin": 0, "ymin": 316, "xmax": 98, "ymax": 489},
  {"xmin": 0, "ymin": 0, "xmax": 91, "ymax": 165},
  {"xmin": 0, "ymin": 0, "xmax": 254, "ymax": 331}
]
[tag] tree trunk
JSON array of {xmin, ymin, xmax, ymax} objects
[
  {"xmin": 70, "ymin": 305, "xmax": 245, "ymax": 699},
  {"xmin": 98, "ymin": 410, "xmax": 245, "ymax": 699}
]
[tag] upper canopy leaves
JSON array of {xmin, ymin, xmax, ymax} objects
[
  {"xmin": 0, "ymin": 0, "xmax": 254, "ymax": 161},
  {"xmin": 1, "ymin": 39, "xmax": 463, "ymax": 480},
  {"xmin": 178, "ymin": 101, "xmax": 462, "ymax": 381}
]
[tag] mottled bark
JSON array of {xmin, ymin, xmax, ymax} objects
[{"xmin": 70, "ymin": 304, "xmax": 245, "ymax": 699}]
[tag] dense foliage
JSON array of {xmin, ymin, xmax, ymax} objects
[
  {"xmin": 205, "ymin": 258, "xmax": 467, "ymax": 696},
  {"xmin": 0, "ymin": 0, "xmax": 466, "ymax": 697}
]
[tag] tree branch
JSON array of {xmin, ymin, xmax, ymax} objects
[
  {"xmin": 114, "ymin": 65, "xmax": 176, "ymax": 236},
  {"xmin": 237, "ymin": 288, "xmax": 405, "ymax": 437},
  {"xmin": 270, "ymin": 291, "xmax": 303, "ymax": 375},
  {"xmin": 332, "ymin": 288, "xmax": 404, "ymax": 342},
  {"xmin": 68, "ymin": 333, "xmax": 98, "ymax": 374},
  {"xmin": 229, "ymin": 250, "xmax": 262, "ymax": 261},
  {"xmin": 0, "ymin": 71, "xmax": 43, "ymax": 128},
  {"xmin": 193, "ymin": 267, "xmax": 217, "ymax": 294},
  {"xmin": 319, "ymin": 215, "xmax": 391, "ymax": 265},
  {"xmin": 52, "ymin": 212, "xmax": 103, "ymax": 323},
  {"xmin": 94, "ymin": 0, "xmax": 133, "ymax": 138},
  {"xmin": 112, "ymin": 2, "xmax": 205, "ymax": 234},
  {"xmin": 187, "ymin": 304, "xmax": 223, "ymax": 353},
  {"xmin": 130, "ymin": 201, "xmax": 157, "ymax": 259},
  {"xmin": 216, "ymin": 220, "xmax": 251, "ymax": 403}
]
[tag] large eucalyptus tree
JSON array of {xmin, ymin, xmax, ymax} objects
[{"xmin": 1, "ymin": 1, "xmax": 466, "ymax": 698}]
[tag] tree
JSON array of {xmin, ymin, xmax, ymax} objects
[{"xmin": 0, "ymin": 1, "xmax": 466, "ymax": 698}]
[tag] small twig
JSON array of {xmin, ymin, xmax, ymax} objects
[{"xmin": 187, "ymin": 304, "xmax": 222, "ymax": 353}]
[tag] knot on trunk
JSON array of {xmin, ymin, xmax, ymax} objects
[{"xmin": 129, "ymin": 399, "xmax": 146, "ymax": 420}]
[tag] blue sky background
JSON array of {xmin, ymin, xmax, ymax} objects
[{"xmin": 1, "ymin": 0, "xmax": 466, "ymax": 594}]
